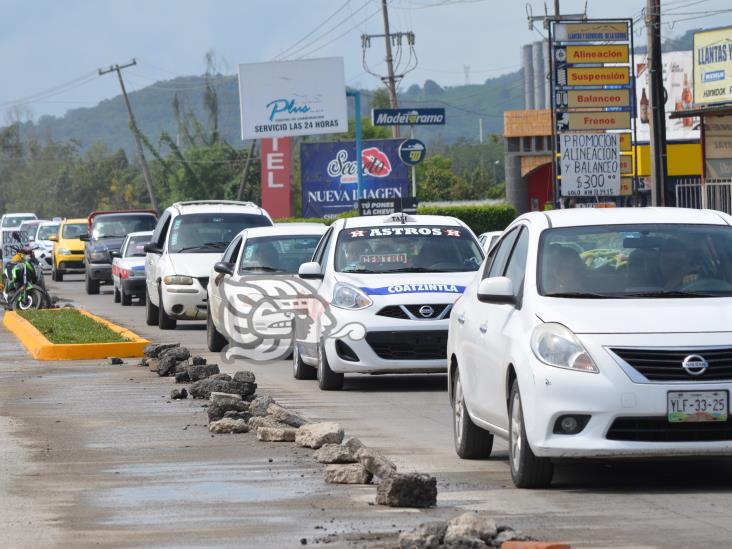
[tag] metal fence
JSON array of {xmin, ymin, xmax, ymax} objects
[{"xmin": 675, "ymin": 178, "xmax": 732, "ymax": 214}]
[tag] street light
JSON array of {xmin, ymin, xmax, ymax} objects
[{"xmin": 493, "ymin": 160, "xmax": 501, "ymax": 184}]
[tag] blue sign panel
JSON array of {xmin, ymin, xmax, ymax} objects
[
  {"xmin": 372, "ymin": 108, "xmax": 446, "ymax": 126},
  {"xmin": 301, "ymin": 139, "xmax": 409, "ymax": 219}
]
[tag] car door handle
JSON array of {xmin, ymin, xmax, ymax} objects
[
  {"xmin": 457, "ymin": 313, "xmax": 465, "ymax": 324},
  {"xmin": 479, "ymin": 323, "xmax": 488, "ymax": 334}
]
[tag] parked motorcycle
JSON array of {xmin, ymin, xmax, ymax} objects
[{"xmin": 1, "ymin": 232, "xmax": 51, "ymax": 310}]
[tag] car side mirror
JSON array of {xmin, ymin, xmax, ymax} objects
[
  {"xmin": 109, "ymin": 250, "xmax": 121, "ymax": 259},
  {"xmin": 214, "ymin": 261, "xmax": 234, "ymax": 276},
  {"xmin": 144, "ymin": 242, "xmax": 162, "ymax": 254},
  {"xmin": 298, "ymin": 261, "xmax": 323, "ymax": 280},
  {"xmin": 48, "ymin": 235, "xmax": 58, "ymax": 242},
  {"xmin": 477, "ymin": 276, "xmax": 516, "ymax": 305},
  {"xmin": 79, "ymin": 234, "xmax": 90, "ymax": 242}
]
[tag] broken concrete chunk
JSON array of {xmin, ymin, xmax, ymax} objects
[
  {"xmin": 256, "ymin": 425, "xmax": 297, "ymax": 442},
  {"xmin": 144, "ymin": 342, "xmax": 179, "ymax": 358},
  {"xmin": 170, "ymin": 388, "xmax": 188, "ymax": 400},
  {"xmin": 267, "ymin": 403, "xmax": 308, "ymax": 427},
  {"xmin": 357, "ymin": 447, "xmax": 397, "ymax": 479},
  {"xmin": 160, "ymin": 346, "xmax": 191, "ymax": 362},
  {"xmin": 147, "ymin": 358, "xmax": 160, "ymax": 373},
  {"xmin": 210, "ymin": 392, "xmax": 242, "ymax": 403},
  {"xmin": 207, "ymin": 398, "xmax": 251, "ymax": 422},
  {"xmin": 343, "ymin": 437, "xmax": 366, "ymax": 454},
  {"xmin": 398, "ymin": 522, "xmax": 448, "ymax": 549},
  {"xmin": 233, "ymin": 371, "xmax": 256, "ymax": 384},
  {"xmin": 189, "ymin": 376, "xmax": 255, "ymax": 400},
  {"xmin": 323, "ymin": 463, "xmax": 373, "ymax": 484},
  {"xmin": 296, "ymin": 422, "xmax": 344, "ymax": 449},
  {"xmin": 175, "ymin": 370, "xmax": 190, "ymax": 383},
  {"xmin": 444, "ymin": 512, "xmax": 497, "ymax": 545},
  {"xmin": 223, "ymin": 410, "xmax": 251, "ymax": 421},
  {"xmin": 208, "ymin": 418, "xmax": 249, "ymax": 434},
  {"xmin": 375, "ymin": 473, "xmax": 437, "ymax": 508},
  {"xmin": 187, "ymin": 363, "xmax": 220, "ymax": 382},
  {"xmin": 314, "ymin": 443, "xmax": 358, "ymax": 464},
  {"xmin": 109, "ymin": 357, "xmax": 124, "ymax": 365},
  {"xmin": 248, "ymin": 395, "xmax": 274, "ymax": 417},
  {"xmin": 158, "ymin": 354, "xmax": 184, "ymax": 377},
  {"xmin": 248, "ymin": 416, "xmax": 291, "ymax": 430},
  {"xmin": 191, "ymin": 355, "xmax": 207, "ymax": 365}
]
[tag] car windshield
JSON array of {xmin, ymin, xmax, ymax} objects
[
  {"xmin": 63, "ymin": 223, "xmax": 88, "ymax": 239},
  {"xmin": 168, "ymin": 213, "xmax": 272, "ymax": 253},
  {"xmin": 124, "ymin": 235, "xmax": 151, "ymax": 257},
  {"xmin": 334, "ymin": 225, "xmax": 483, "ymax": 273},
  {"xmin": 539, "ymin": 224, "xmax": 732, "ymax": 298},
  {"xmin": 92, "ymin": 215, "xmax": 157, "ymax": 239},
  {"xmin": 37, "ymin": 224, "xmax": 59, "ymax": 240},
  {"xmin": 239, "ymin": 235, "xmax": 322, "ymax": 273},
  {"xmin": 2, "ymin": 216, "xmax": 35, "ymax": 228}
]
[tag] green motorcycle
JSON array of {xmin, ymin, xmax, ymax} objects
[{"xmin": 2, "ymin": 232, "xmax": 51, "ymax": 310}]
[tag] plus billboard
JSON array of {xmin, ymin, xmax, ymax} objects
[{"xmin": 300, "ymin": 139, "xmax": 409, "ymax": 218}]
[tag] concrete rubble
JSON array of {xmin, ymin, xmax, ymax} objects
[
  {"xmin": 376, "ymin": 473, "xmax": 437, "ymax": 508},
  {"xmin": 398, "ymin": 516, "xmax": 532, "ymax": 549},
  {"xmin": 170, "ymin": 388, "xmax": 188, "ymax": 400},
  {"xmin": 313, "ymin": 443, "xmax": 358, "ymax": 464},
  {"xmin": 296, "ymin": 422, "xmax": 344, "ymax": 449},
  {"xmin": 267, "ymin": 402, "xmax": 308, "ymax": 427},
  {"xmin": 208, "ymin": 418, "xmax": 250, "ymax": 434},
  {"xmin": 256, "ymin": 425, "xmax": 297, "ymax": 442},
  {"xmin": 322, "ymin": 463, "xmax": 373, "ymax": 484}
]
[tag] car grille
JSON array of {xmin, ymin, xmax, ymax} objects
[
  {"xmin": 59, "ymin": 261, "xmax": 84, "ymax": 269},
  {"xmin": 376, "ymin": 304, "xmax": 451, "ymax": 320},
  {"xmin": 365, "ymin": 330, "xmax": 448, "ymax": 360},
  {"xmin": 606, "ymin": 416, "xmax": 732, "ymax": 442},
  {"xmin": 610, "ymin": 347, "xmax": 732, "ymax": 382},
  {"xmin": 197, "ymin": 277, "xmax": 209, "ymax": 288}
]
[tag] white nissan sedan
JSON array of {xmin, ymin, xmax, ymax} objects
[
  {"xmin": 295, "ymin": 213, "xmax": 484, "ymax": 391},
  {"xmin": 448, "ymin": 207, "xmax": 732, "ymax": 488}
]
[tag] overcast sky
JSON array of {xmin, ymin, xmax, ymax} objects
[{"xmin": 1, "ymin": 0, "xmax": 730, "ymax": 121}]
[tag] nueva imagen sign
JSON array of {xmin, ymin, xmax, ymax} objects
[{"xmin": 693, "ymin": 26, "xmax": 732, "ymax": 106}]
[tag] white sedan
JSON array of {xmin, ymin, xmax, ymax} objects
[
  {"xmin": 448, "ymin": 207, "xmax": 732, "ymax": 488},
  {"xmin": 206, "ymin": 223, "xmax": 327, "ymax": 358},
  {"xmin": 477, "ymin": 230, "xmax": 502, "ymax": 253},
  {"xmin": 111, "ymin": 231, "xmax": 153, "ymax": 305},
  {"xmin": 295, "ymin": 213, "xmax": 484, "ymax": 391}
]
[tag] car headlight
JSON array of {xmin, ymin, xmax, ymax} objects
[
  {"xmin": 331, "ymin": 282, "xmax": 372, "ymax": 310},
  {"xmin": 132, "ymin": 269, "xmax": 146, "ymax": 278},
  {"xmin": 58, "ymin": 247, "xmax": 72, "ymax": 256},
  {"xmin": 164, "ymin": 275, "xmax": 193, "ymax": 285},
  {"xmin": 530, "ymin": 322, "xmax": 598, "ymax": 373},
  {"xmin": 90, "ymin": 251, "xmax": 108, "ymax": 261}
]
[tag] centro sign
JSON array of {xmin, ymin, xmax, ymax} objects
[{"xmin": 237, "ymin": 57, "xmax": 348, "ymax": 139}]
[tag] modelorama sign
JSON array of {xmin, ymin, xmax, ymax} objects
[
  {"xmin": 560, "ymin": 133, "xmax": 621, "ymax": 197},
  {"xmin": 300, "ymin": 139, "xmax": 409, "ymax": 218},
  {"xmin": 693, "ymin": 26, "xmax": 732, "ymax": 106},
  {"xmin": 372, "ymin": 108, "xmax": 445, "ymax": 126},
  {"xmin": 237, "ymin": 57, "xmax": 348, "ymax": 139}
]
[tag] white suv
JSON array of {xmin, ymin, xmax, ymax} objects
[{"xmin": 144, "ymin": 200, "xmax": 272, "ymax": 330}]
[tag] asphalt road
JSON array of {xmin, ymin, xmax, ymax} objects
[{"xmin": 4, "ymin": 275, "xmax": 732, "ymax": 548}]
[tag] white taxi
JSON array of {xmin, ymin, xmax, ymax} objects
[
  {"xmin": 295, "ymin": 213, "xmax": 484, "ymax": 390},
  {"xmin": 449, "ymin": 208, "xmax": 732, "ymax": 488}
]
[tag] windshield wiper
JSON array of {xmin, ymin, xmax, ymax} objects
[
  {"xmin": 175, "ymin": 245, "xmax": 212, "ymax": 253},
  {"xmin": 240, "ymin": 266, "xmax": 283, "ymax": 272},
  {"xmin": 202, "ymin": 241, "xmax": 228, "ymax": 248},
  {"xmin": 340, "ymin": 267, "xmax": 379, "ymax": 273},
  {"xmin": 622, "ymin": 290, "xmax": 719, "ymax": 298},
  {"xmin": 97, "ymin": 235, "xmax": 126, "ymax": 239},
  {"xmin": 383, "ymin": 267, "xmax": 450, "ymax": 273},
  {"xmin": 544, "ymin": 291, "xmax": 616, "ymax": 299}
]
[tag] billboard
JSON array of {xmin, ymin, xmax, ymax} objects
[
  {"xmin": 260, "ymin": 138, "xmax": 293, "ymax": 219},
  {"xmin": 371, "ymin": 108, "xmax": 446, "ymax": 126},
  {"xmin": 693, "ymin": 27, "xmax": 732, "ymax": 106},
  {"xmin": 634, "ymin": 51, "xmax": 699, "ymax": 142},
  {"xmin": 705, "ymin": 115, "xmax": 732, "ymax": 179},
  {"xmin": 237, "ymin": 57, "xmax": 348, "ymax": 140},
  {"xmin": 300, "ymin": 139, "xmax": 409, "ymax": 218}
]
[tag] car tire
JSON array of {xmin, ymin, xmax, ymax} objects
[
  {"xmin": 453, "ymin": 368, "xmax": 494, "ymax": 459},
  {"xmin": 158, "ymin": 286, "xmax": 177, "ymax": 330},
  {"xmin": 508, "ymin": 379, "xmax": 554, "ymax": 489},
  {"xmin": 206, "ymin": 306, "xmax": 227, "ymax": 352},
  {"xmin": 317, "ymin": 339, "xmax": 343, "ymax": 390},
  {"xmin": 121, "ymin": 287, "xmax": 132, "ymax": 306},
  {"xmin": 145, "ymin": 287, "xmax": 159, "ymax": 326},
  {"xmin": 113, "ymin": 287, "xmax": 121, "ymax": 303},
  {"xmin": 85, "ymin": 274, "xmax": 100, "ymax": 295},
  {"xmin": 52, "ymin": 266, "xmax": 63, "ymax": 282},
  {"xmin": 293, "ymin": 343, "xmax": 317, "ymax": 380}
]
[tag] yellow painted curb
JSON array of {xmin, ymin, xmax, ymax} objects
[{"xmin": 3, "ymin": 308, "xmax": 149, "ymax": 361}]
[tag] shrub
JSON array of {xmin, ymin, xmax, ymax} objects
[{"xmin": 416, "ymin": 204, "xmax": 517, "ymax": 234}]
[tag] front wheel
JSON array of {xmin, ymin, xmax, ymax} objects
[
  {"xmin": 113, "ymin": 287, "xmax": 121, "ymax": 303},
  {"xmin": 145, "ymin": 287, "xmax": 159, "ymax": 326},
  {"xmin": 52, "ymin": 265, "xmax": 63, "ymax": 282},
  {"xmin": 508, "ymin": 379, "xmax": 554, "ymax": 488},
  {"xmin": 317, "ymin": 339, "xmax": 343, "ymax": 391},
  {"xmin": 206, "ymin": 306, "xmax": 226, "ymax": 352},
  {"xmin": 453, "ymin": 368, "xmax": 494, "ymax": 459},
  {"xmin": 85, "ymin": 274, "xmax": 100, "ymax": 295},
  {"xmin": 293, "ymin": 343, "xmax": 317, "ymax": 380},
  {"xmin": 158, "ymin": 286, "xmax": 177, "ymax": 330},
  {"xmin": 13, "ymin": 288, "xmax": 46, "ymax": 310},
  {"xmin": 120, "ymin": 286, "xmax": 132, "ymax": 306}
]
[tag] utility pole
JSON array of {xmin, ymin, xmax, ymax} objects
[
  {"xmin": 99, "ymin": 59, "xmax": 159, "ymax": 212},
  {"xmin": 381, "ymin": 0, "xmax": 400, "ymax": 138},
  {"xmin": 646, "ymin": 0, "xmax": 667, "ymax": 206},
  {"xmin": 236, "ymin": 140, "xmax": 258, "ymax": 201}
]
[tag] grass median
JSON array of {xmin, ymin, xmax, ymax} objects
[{"xmin": 17, "ymin": 309, "xmax": 130, "ymax": 344}]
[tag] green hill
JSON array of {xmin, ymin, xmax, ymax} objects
[{"xmin": 16, "ymin": 71, "xmax": 523, "ymax": 152}]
